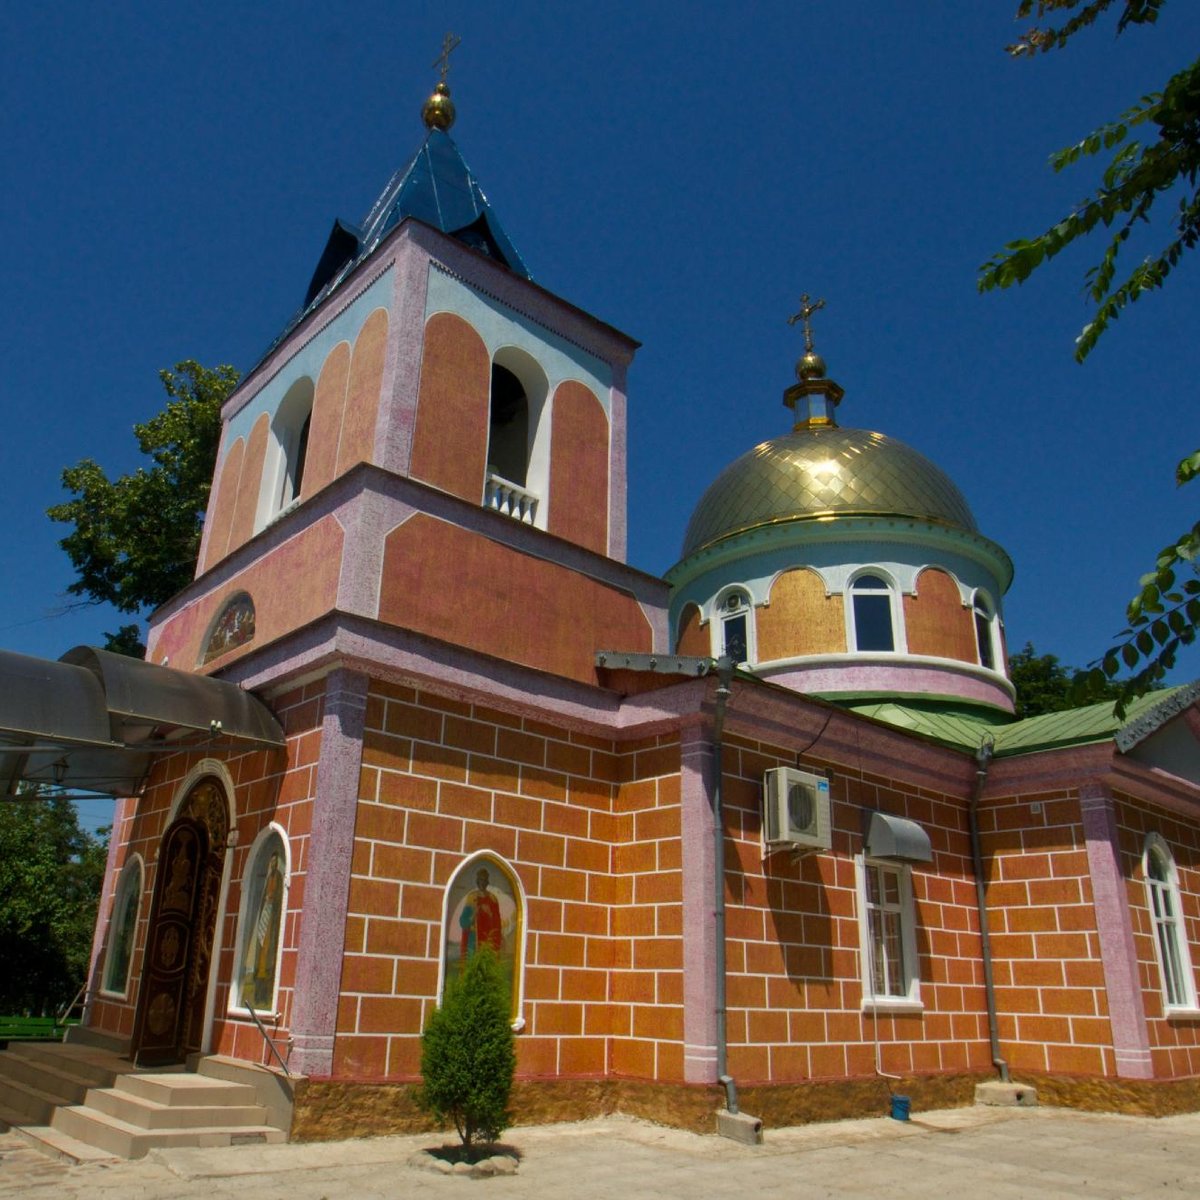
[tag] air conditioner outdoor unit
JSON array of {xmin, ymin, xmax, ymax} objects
[{"xmin": 763, "ymin": 767, "xmax": 832, "ymax": 850}]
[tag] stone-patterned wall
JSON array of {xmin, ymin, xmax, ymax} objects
[
  {"xmin": 977, "ymin": 788, "xmax": 1112, "ymax": 1077},
  {"xmin": 333, "ymin": 682, "xmax": 685, "ymax": 1084},
  {"xmin": 1114, "ymin": 791, "xmax": 1200, "ymax": 1077},
  {"xmin": 904, "ymin": 567, "xmax": 976, "ymax": 663},
  {"xmin": 719, "ymin": 732, "xmax": 992, "ymax": 1083}
]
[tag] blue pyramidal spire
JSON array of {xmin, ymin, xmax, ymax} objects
[{"xmin": 302, "ymin": 128, "xmax": 530, "ymax": 313}]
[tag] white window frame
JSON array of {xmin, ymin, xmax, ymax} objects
[
  {"xmin": 99, "ymin": 855, "xmax": 144, "ymax": 999},
  {"xmin": 846, "ymin": 569, "xmax": 905, "ymax": 654},
  {"xmin": 712, "ymin": 586, "xmax": 755, "ymax": 665},
  {"xmin": 228, "ymin": 823, "xmax": 291, "ymax": 1020},
  {"xmin": 1143, "ymin": 833, "xmax": 1198, "ymax": 1013},
  {"xmin": 855, "ymin": 854, "xmax": 922, "ymax": 1011},
  {"xmin": 972, "ymin": 589, "xmax": 1000, "ymax": 672}
]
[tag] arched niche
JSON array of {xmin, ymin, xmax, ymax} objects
[{"xmin": 437, "ymin": 852, "xmax": 527, "ymax": 1030}]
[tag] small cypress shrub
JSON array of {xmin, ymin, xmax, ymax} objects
[{"xmin": 418, "ymin": 947, "xmax": 515, "ymax": 1150}]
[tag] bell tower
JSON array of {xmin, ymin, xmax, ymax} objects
[{"xmin": 146, "ymin": 61, "xmax": 666, "ymax": 687}]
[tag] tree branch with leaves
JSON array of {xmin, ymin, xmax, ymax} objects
[
  {"xmin": 981, "ymin": 1, "xmax": 1199, "ymax": 711},
  {"xmin": 48, "ymin": 361, "xmax": 238, "ymax": 656}
]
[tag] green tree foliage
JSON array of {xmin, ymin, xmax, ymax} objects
[
  {"xmin": 1008, "ymin": 641, "xmax": 1124, "ymax": 718},
  {"xmin": 0, "ymin": 796, "xmax": 108, "ymax": 1014},
  {"xmin": 48, "ymin": 361, "xmax": 239, "ymax": 655},
  {"xmin": 980, "ymin": 2, "xmax": 1195, "ymax": 363},
  {"xmin": 1085, "ymin": 450, "xmax": 1200, "ymax": 713},
  {"xmin": 419, "ymin": 948, "xmax": 515, "ymax": 1151},
  {"xmin": 982, "ymin": 3, "xmax": 1198, "ymax": 709}
]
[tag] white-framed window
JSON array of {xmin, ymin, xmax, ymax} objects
[
  {"xmin": 847, "ymin": 571, "xmax": 902, "ymax": 653},
  {"xmin": 100, "ymin": 855, "xmax": 144, "ymax": 998},
  {"xmin": 973, "ymin": 590, "xmax": 999, "ymax": 671},
  {"xmin": 1143, "ymin": 834, "xmax": 1198, "ymax": 1012},
  {"xmin": 714, "ymin": 587, "xmax": 754, "ymax": 665},
  {"xmin": 855, "ymin": 854, "xmax": 921, "ymax": 1010},
  {"xmin": 229, "ymin": 825, "xmax": 290, "ymax": 1018}
]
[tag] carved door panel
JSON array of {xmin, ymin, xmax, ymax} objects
[{"xmin": 131, "ymin": 817, "xmax": 208, "ymax": 1066}]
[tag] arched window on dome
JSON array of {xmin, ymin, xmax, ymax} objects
[
  {"xmin": 973, "ymin": 591, "xmax": 999, "ymax": 671},
  {"xmin": 715, "ymin": 588, "xmax": 754, "ymax": 665},
  {"xmin": 848, "ymin": 572, "xmax": 901, "ymax": 653}
]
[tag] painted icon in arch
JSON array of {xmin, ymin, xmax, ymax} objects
[
  {"xmin": 442, "ymin": 855, "xmax": 523, "ymax": 1020},
  {"xmin": 200, "ymin": 592, "xmax": 256, "ymax": 665}
]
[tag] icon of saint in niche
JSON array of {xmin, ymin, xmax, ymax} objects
[
  {"xmin": 239, "ymin": 849, "xmax": 284, "ymax": 1011},
  {"xmin": 444, "ymin": 861, "xmax": 519, "ymax": 1008}
]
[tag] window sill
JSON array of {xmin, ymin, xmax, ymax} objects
[
  {"xmin": 228, "ymin": 1007, "xmax": 282, "ymax": 1023},
  {"xmin": 1164, "ymin": 1006, "xmax": 1200, "ymax": 1021},
  {"xmin": 861, "ymin": 998, "xmax": 924, "ymax": 1015}
]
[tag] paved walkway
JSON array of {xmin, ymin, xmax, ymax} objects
[{"xmin": 1, "ymin": 1106, "xmax": 1197, "ymax": 1198}]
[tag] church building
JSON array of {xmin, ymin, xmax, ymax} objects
[{"xmin": 5, "ymin": 66, "xmax": 1200, "ymax": 1146}]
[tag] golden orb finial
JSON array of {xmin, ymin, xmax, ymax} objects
[
  {"xmin": 422, "ymin": 33, "xmax": 461, "ymax": 131},
  {"xmin": 422, "ymin": 81, "xmax": 456, "ymax": 130},
  {"xmin": 797, "ymin": 350, "xmax": 827, "ymax": 380}
]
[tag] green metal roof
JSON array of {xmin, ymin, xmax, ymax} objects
[{"xmin": 844, "ymin": 685, "xmax": 1193, "ymax": 758}]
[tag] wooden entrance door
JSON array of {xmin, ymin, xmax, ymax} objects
[
  {"xmin": 131, "ymin": 816, "xmax": 208, "ymax": 1065},
  {"xmin": 131, "ymin": 775, "xmax": 229, "ymax": 1067}
]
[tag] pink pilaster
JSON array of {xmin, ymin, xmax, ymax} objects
[
  {"xmin": 1080, "ymin": 782, "xmax": 1153, "ymax": 1079},
  {"xmin": 680, "ymin": 724, "xmax": 718, "ymax": 1083},
  {"xmin": 288, "ymin": 669, "xmax": 369, "ymax": 1076}
]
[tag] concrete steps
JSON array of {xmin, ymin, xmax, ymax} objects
[
  {"xmin": 0, "ymin": 1041, "xmax": 128, "ymax": 1125},
  {"xmin": 0, "ymin": 1038, "xmax": 295, "ymax": 1160},
  {"xmin": 52, "ymin": 1087, "xmax": 285, "ymax": 1159}
]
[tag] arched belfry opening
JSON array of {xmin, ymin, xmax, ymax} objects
[
  {"xmin": 484, "ymin": 348, "xmax": 548, "ymax": 526},
  {"xmin": 487, "ymin": 363, "xmax": 529, "ymax": 487}
]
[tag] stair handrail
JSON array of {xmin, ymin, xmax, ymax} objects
[
  {"xmin": 243, "ymin": 1000, "xmax": 292, "ymax": 1077},
  {"xmin": 55, "ymin": 980, "xmax": 88, "ymax": 1031}
]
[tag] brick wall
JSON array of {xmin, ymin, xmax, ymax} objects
[
  {"xmin": 337, "ymin": 683, "xmax": 683, "ymax": 1083},
  {"xmin": 978, "ymin": 788, "xmax": 1112, "ymax": 1077},
  {"xmin": 720, "ymin": 733, "xmax": 991, "ymax": 1084},
  {"xmin": 1115, "ymin": 792, "xmax": 1200, "ymax": 1078}
]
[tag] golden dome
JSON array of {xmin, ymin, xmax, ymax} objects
[{"xmin": 680, "ymin": 426, "xmax": 977, "ymax": 557}]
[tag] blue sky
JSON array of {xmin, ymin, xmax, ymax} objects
[{"xmin": 2, "ymin": 1, "xmax": 1198, "ymax": 703}]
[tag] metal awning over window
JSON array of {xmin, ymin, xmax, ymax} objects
[
  {"xmin": 0, "ymin": 646, "xmax": 285, "ymax": 800},
  {"xmin": 864, "ymin": 810, "xmax": 933, "ymax": 864}
]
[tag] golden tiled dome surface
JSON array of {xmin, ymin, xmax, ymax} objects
[{"xmin": 681, "ymin": 426, "xmax": 977, "ymax": 557}]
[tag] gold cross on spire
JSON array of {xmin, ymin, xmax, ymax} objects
[
  {"xmin": 432, "ymin": 32, "xmax": 462, "ymax": 83},
  {"xmin": 787, "ymin": 294, "xmax": 826, "ymax": 354}
]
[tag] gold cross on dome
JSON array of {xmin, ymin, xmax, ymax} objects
[
  {"xmin": 787, "ymin": 293, "xmax": 826, "ymax": 354},
  {"xmin": 432, "ymin": 33, "xmax": 462, "ymax": 82}
]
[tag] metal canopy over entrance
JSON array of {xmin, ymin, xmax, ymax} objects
[{"xmin": 0, "ymin": 646, "xmax": 285, "ymax": 800}]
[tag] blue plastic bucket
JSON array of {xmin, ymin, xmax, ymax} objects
[{"xmin": 890, "ymin": 1094, "xmax": 911, "ymax": 1121}]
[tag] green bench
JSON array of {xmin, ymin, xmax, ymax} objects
[{"xmin": 0, "ymin": 1016, "xmax": 78, "ymax": 1043}]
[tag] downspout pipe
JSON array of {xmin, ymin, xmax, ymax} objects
[
  {"xmin": 712, "ymin": 656, "xmax": 736, "ymax": 1112},
  {"xmin": 968, "ymin": 735, "xmax": 1010, "ymax": 1084}
]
